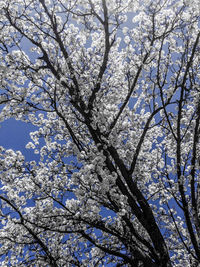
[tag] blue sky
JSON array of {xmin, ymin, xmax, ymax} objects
[{"xmin": 0, "ymin": 119, "xmax": 37, "ymax": 161}]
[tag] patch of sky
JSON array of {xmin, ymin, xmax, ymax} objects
[{"xmin": 0, "ymin": 118, "xmax": 39, "ymax": 162}]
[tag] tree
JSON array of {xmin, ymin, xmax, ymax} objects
[{"xmin": 0, "ymin": 0, "xmax": 200, "ymax": 266}]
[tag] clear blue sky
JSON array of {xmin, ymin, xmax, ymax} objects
[{"xmin": 0, "ymin": 119, "xmax": 38, "ymax": 161}]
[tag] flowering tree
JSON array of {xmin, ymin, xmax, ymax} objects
[{"xmin": 0, "ymin": 0, "xmax": 200, "ymax": 266}]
